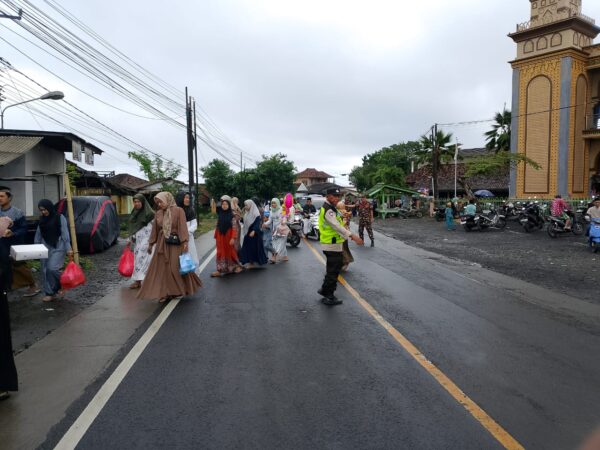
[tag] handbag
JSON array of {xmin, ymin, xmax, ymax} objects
[{"xmin": 165, "ymin": 233, "xmax": 181, "ymax": 246}]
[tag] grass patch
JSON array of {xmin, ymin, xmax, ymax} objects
[
  {"xmin": 25, "ymin": 254, "xmax": 94, "ymax": 271},
  {"xmin": 196, "ymin": 211, "xmax": 217, "ymax": 237}
]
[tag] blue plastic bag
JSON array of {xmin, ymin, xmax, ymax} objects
[{"xmin": 179, "ymin": 252, "xmax": 197, "ymax": 275}]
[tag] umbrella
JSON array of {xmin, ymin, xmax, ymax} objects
[{"xmin": 474, "ymin": 190, "xmax": 495, "ymax": 198}]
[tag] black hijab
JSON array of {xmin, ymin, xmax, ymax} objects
[
  {"xmin": 38, "ymin": 199, "xmax": 61, "ymax": 248},
  {"xmin": 217, "ymin": 200, "xmax": 234, "ymax": 235},
  {"xmin": 175, "ymin": 192, "xmax": 196, "ymax": 222}
]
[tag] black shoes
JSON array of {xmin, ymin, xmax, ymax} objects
[
  {"xmin": 371, "ymin": 241, "xmax": 375, "ymax": 247},
  {"xmin": 318, "ymin": 289, "xmax": 343, "ymax": 306}
]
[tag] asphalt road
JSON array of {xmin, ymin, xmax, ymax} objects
[{"xmin": 42, "ymin": 231, "xmax": 600, "ymax": 450}]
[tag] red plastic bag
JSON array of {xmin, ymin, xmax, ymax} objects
[
  {"xmin": 118, "ymin": 246, "xmax": 134, "ymax": 278},
  {"xmin": 60, "ymin": 261, "xmax": 86, "ymax": 290}
]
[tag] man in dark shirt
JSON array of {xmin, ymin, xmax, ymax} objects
[
  {"xmin": 302, "ymin": 198, "xmax": 317, "ymax": 216},
  {"xmin": 0, "ymin": 188, "xmax": 40, "ymax": 296}
]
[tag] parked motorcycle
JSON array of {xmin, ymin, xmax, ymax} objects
[
  {"xmin": 287, "ymin": 213, "xmax": 303, "ymax": 247},
  {"xmin": 399, "ymin": 207, "xmax": 424, "ymax": 219},
  {"xmin": 461, "ymin": 207, "xmax": 506, "ymax": 231},
  {"xmin": 546, "ymin": 211, "xmax": 584, "ymax": 238},
  {"xmin": 434, "ymin": 207, "xmax": 446, "ymax": 222},
  {"xmin": 518, "ymin": 202, "xmax": 545, "ymax": 232},
  {"xmin": 500, "ymin": 201, "xmax": 520, "ymax": 221},
  {"xmin": 586, "ymin": 216, "xmax": 600, "ymax": 253}
]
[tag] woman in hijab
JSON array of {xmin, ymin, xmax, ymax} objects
[
  {"xmin": 127, "ymin": 194, "xmax": 155, "ymax": 289},
  {"xmin": 137, "ymin": 192, "xmax": 202, "ymax": 302},
  {"xmin": 0, "ymin": 235, "xmax": 17, "ymax": 400},
  {"xmin": 269, "ymin": 197, "xmax": 289, "ymax": 263},
  {"xmin": 337, "ymin": 200, "xmax": 354, "ymax": 272},
  {"xmin": 175, "ymin": 192, "xmax": 200, "ymax": 276},
  {"xmin": 211, "ymin": 198, "xmax": 243, "ymax": 277},
  {"xmin": 230, "ymin": 197, "xmax": 243, "ymax": 251},
  {"xmin": 34, "ymin": 199, "xmax": 73, "ymax": 302},
  {"xmin": 239, "ymin": 199, "xmax": 268, "ymax": 268}
]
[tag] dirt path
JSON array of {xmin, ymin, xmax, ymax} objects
[{"xmin": 372, "ymin": 216, "xmax": 599, "ymax": 305}]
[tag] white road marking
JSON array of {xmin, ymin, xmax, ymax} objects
[{"xmin": 54, "ymin": 248, "xmax": 217, "ymax": 450}]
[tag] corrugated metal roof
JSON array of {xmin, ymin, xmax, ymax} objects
[{"xmin": 0, "ymin": 136, "xmax": 43, "ymax": 166}]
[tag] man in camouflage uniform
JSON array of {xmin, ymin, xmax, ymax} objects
[{"xmin": 357, "ymin": 197, "xmax": 374, "ymax": 247}]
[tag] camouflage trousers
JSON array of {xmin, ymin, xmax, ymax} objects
[{"xmin": 358, "ymin": 220, "xmax": 374, "ymax": 242}]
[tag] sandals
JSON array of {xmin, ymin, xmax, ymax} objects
[
  {"xmin": 22, "ymin": 288, "xmax": 41, "ymax": 298},
  {"xmin": 210, "ymin": 271, "xmax": 223, "ymax": 278},
  {"xmin": 42, "ymin": 295, "xmax": 55, "ymax": 302},
  {"xmin": 0, "ymin": 391, "xmax": 10, "ymax": 401},
  {"xmin": 129, "ymin": 281, "xmax": 141, "ymax": 289}
]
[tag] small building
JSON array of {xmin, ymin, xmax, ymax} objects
[
  {"xmin": 0, "ymin": 130, "xmax": 103, "ymax": 216},
  {"xmin": 295, "ymin": 168, "xmax": 333, "ymax": 187}
]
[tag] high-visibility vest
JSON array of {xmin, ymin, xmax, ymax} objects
[{"xmin": 318, "ymin": 203, "xmax": 346, "ymax": 245}]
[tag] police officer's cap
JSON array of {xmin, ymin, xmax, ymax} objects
[{"xmin": 326, "ymin": 188, "xmax": 341, "ymax": 196}]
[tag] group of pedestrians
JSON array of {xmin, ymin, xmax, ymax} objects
[
  {"xmin": 127, "ymin": 191, "xmax": 202, "ymax": 303},
  {"xmin": 211, "ymin": 196, "xmax": 294, "ymax": 277}
]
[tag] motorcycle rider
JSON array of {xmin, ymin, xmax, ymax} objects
[
  {"xmin": 302, "ymin": 197, "xmax": 317, "ymax": 235},
  {"xmin": 464, "ymin": 199, "xmax": 477, "ymax": 216},
  {"xmin": 551, "ymin": 194, "xmax": 571, "ymax": 231},
  {"xmin": 585, "ymin": 197, "xmax": 600, "ymax": 236}
]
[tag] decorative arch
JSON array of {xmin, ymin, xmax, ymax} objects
[
  {"xmin": 524, "ymin": 75, "xmax": 552, "ymax": 194},
  {"xmin": 551, "ymin": 33, "xmax": 562, "ymax": 47},
  {"xmin": 573, "ymin": 32, "xmax": 580, "ymax": 45},
  {"xmin": 537, "ymin": 36, "xmax": 548, "ymax": 50},
  {"xmin": 524, "ymin": 40, "xmax": 534, "ymax": 53},
  {"xmin": 572, "ymin": 75, "xmax": 588, "ymax": 193}
]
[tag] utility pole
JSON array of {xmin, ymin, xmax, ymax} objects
[
  {"xmin": 431, "ymin": 124, "xmax": 439, "ymax": 200},
  {"xmin": 193, "ymin": 99, "xmax": 200, "ymax": 217},
  {"xmin": 185, "ymin": 87, "xmax": 195, "ymax": 199}
]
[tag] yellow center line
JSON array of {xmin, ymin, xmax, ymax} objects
[{"xmin": 304, "ymin": 238, "xmax": 524, "ymax": 450}]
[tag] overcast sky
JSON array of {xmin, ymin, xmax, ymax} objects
[{"xmin": 2, "ymin": 0, "xmax": 600, "ymax": 186}]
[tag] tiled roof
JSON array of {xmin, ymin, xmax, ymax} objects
[
  {"xmin": 296, "ymin": 168, "xmax": 332, "ymax": 179},
  {"xmin": 108, "ymin": 173, "xmax": 148, "ymax": 189},
  {"xmin": 405, "ymin": 163, "xmax": 509, "ymax": 192}
]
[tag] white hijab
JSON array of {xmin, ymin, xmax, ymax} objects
[{"xmin": 243, "ymin": 199, "xmax": 261, "ymax": 233}]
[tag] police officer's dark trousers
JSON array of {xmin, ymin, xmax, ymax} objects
[{"xmin": 321, "ymin": 251, "xmax": 344, "ymax": 297}]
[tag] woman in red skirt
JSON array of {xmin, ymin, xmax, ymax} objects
[{"xmin": 212, "ymin": 197, "xmax": 243, "ymax": 277}]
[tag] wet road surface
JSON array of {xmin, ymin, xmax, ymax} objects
[{"xmin": 42, "ymin": 231, "xmax": 600, "ymax": 450}]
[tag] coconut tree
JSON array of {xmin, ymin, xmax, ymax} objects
[
  {"xmin": 418, "ymin": 130, "xmax": 454, "ymax": 198},
  {"xmin": 485, "ymin": 109, "xmax": 512, "ymax": 153}
]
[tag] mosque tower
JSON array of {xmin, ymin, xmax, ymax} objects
[{"xmin": 509, "ymin": 0, "xmax": 600, "ymax": 198}]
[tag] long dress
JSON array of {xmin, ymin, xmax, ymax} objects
[
  {"xmin": 186, "ymin": 218, "xmax": 201, "ymax": 276},
  {"xmin": 131, "ymin": 222, "xmax": 154, "ymax": 282},
  {"xmin": 137, "ymin": 207, "xmax": 202, "ymax": 300},
  {"xmin": 0, "ymin": 239, "xmax": 17, "ymax": 392},
  {"xmin": 239, "ymin": 217, "xmax": 268, "ymax": 265},
  {"xmin": 271, "ymin": 210, "xmax": 288, "ymax": 257},
  {"xmin": 215, "ymin": 217, "xmax": 241, "ymax": 274},
  {"xmin": 34, "ymin": 215, "xmax": 72, "ymax": 296}
]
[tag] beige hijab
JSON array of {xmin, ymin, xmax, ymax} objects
[
  {"xmin": 154, "ymin": 191, "xmax": 177, "ymax": 237},
  {"xmin": 231, "ymin": 197, "xmax": 243, "ymax": 216}
]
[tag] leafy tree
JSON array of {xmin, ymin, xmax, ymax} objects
[
  {"xmin": 128, "ymin": 151, "xmax": 183, "ymax": 193},
  {"xmin": 251, "ymin": 153, "xmax": 296, "ymax": 201},
  {"xmin": 201, "ymin": 159, "xmax": 235, "ymax": 200},
  {"xmin": 485, "ymin": 109, "xmax": 512, "ymax": 153},
  {"xmin": 349, "ymin": 141, "xmax": 420, "ymax": 192}
]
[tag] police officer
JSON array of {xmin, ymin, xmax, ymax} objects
[{"xmin": 318, "ymin": 188, "xmax": 363, "ymax": 305}]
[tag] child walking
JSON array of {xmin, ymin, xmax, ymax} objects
[{"xmin": 445, "ymin": 202, "xmax": 455, "ymax": 231}]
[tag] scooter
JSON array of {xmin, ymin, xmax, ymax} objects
[
  {"xmin": 303, "ymin": 213, "xmax": 320, "ymax": 241},
  {"xmin": 519, "ymin": 202, "xmax": 545, "ymax": 232},
  {"xmin": 460, "ymin": 207, "xmax": 506, "ymax": 231},
  {"xmin": 287, "ymin": 213, "xmax": 303, "ymax": 248},
  {"xmin": 586, "ymin": 216, "xmax": 600, "ymax": 253},
  {"xmin": 547, "ymin": 211, "xmax": 584, "ymax": 238}
]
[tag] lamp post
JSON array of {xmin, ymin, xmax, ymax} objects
[{"xmin": 0, "ymin": 91, "xmax": 65, "ymax": 129}]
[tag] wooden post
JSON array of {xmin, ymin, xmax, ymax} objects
[{"xmin": 63, "ymin": 173, "xmax": 79, "ymax": 265}]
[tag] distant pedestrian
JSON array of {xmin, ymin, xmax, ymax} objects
[
  {"xmin": 34, "ymin": 200, "xmax": 73, "ymax": 302},
  {"xmin": 262, "ymin": 211, "xmax": 275, "ymax": 259},
  {"xmin": 212, "ymin": 197, "xmax": 242, "ymax": 277},
  {"xmin": 445, "ymin": 202, "xmax": 456, "ymax": 231},
  {"xmin": 137, "ymin": 192, "xmax": 202, "ymax": 302},
  {"xmin": 127, "ymin": 194, "xmax": 155, "ymax": 289},
  {"xmin": 318, "ymin": 188, "xmax": 363, "ymax": 305},
  {"xmin": 176, "ymin": 192, "xmax": 200, "ymax": 275},
  {"xmin": 239, "ymin": 200, "xmax": 268, "ymax": 268},
  {"xmin": 0, "ymin": 188, "xmax": 40, "ymax": 297},
  {"xmin": 337, "ymin": 201, "xmax": 354, "ymax": 271},
  {"xmin": 270, "ymin": 198, "xmax": 289, "ymax": 263},
  {"xmin": 230, "ymin": 197, "xmax": 243, "ymax": 251},
  {"xmin": 0, "ymin": 235, "xmax": 17, "ymax": 400},
  {"xmin": 357, "ymin": 196, "xmax": 375, "ymax": 247}
]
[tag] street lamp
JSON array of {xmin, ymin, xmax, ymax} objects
[{"xmin": 1, "ymin": 91, "xmax": 65, "ymax": 129}]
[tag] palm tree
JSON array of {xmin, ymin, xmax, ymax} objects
[
  {"xmin": 485, "ymin": 109, "xmax": 512, "ymax": 153},
  {"xmin": 418, "ymin": 130, "xmax": 454, "ymax": 198}
]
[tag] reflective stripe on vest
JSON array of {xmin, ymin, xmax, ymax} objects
[{"xmin": 318, "ymin": 203, "xmax": 345, "ymax": 244}]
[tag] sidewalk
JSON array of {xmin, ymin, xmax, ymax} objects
[{"xmin": 0, "ymin": 232, "xmax": 215, "ymax": 450}]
